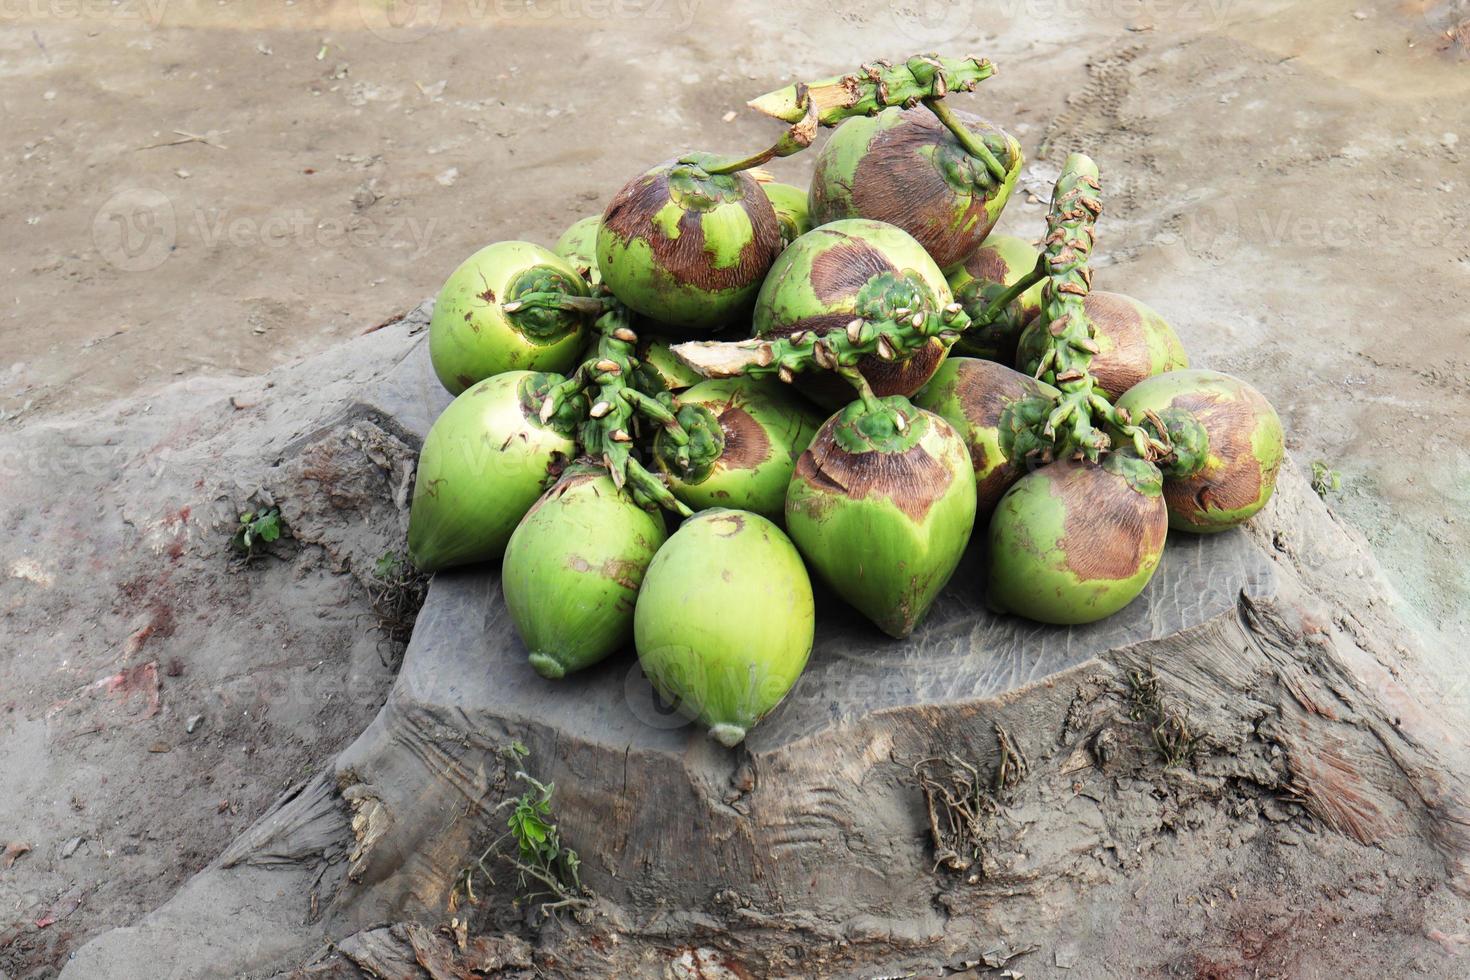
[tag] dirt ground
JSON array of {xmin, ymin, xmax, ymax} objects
[{"xmin": 2, "ymin": 0, "xmax": 1469, "ymax": 975}]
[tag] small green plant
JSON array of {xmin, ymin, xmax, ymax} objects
[
  {"xmin": 1311, "ymin": 461, "xmax": 1342, "ymax": 499},
  {"xmin": 232, "ymin": 507, "xmax": 284, "ymax": 558},
  {"xmin": 453, "ymin": 742, "xmax": 591, "ymax": 923}
]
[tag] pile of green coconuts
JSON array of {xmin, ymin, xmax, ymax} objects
[{"xmin": 407, "ymin": 55, "xmax": 1285, "ymax": 748}]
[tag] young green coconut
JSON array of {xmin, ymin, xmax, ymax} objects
[
  {"xmin": 809, "ymin": 105, "xmax": 1022, "ymax": 270},
  {"xmin": 636, "ymin": 336, "xmax": 706, "ymax": 393},
  {"xmin": 758, "ymin": 179, "xmax": 812, "ymax": 245},
  {"xmin": 986, "ymin": 453, "xmax": 1169, "ymax": 625},
  {"xmin": 786, "ymin": 389, "xmax": 977, "ymax": 639},
  {"xmin": 1015, "ymin": 291, "xmax": 1188, "ymax": 401},
  {"xmin": 596, "ymin": 154, "xmax": 785, "ymax": 331},
  {"xmin": 1113, "ymin": 369, "xmax": 1285, "ymax": 533},
  {"xmin": 634, "ymin": 509, "xmax": 814, "ymax": 747},
  {"xmin": 651, "ymin": 377, "xmax": 822, "ymax": 521},
  {"xmin": 747, "ymin": 218, "xmax": 968, "ymax": 408},
  {"xmin": 502, "ymin": 465, "xmax": 667, "ymax": 679},
  {"xmin": 913, "ymin": 356, "xmax": 1060, "ymax": 516},
  {"xmin": 553, "ymin": 215, "xmax": 602, "ymax": 286},
  {"xmin": 946, "ymin": 234, "xmax": 1045, "ymax": 363},
  {"xmin": 408, "ymin": 371, "xmax": 579, "ymax": 572},
  {"xmin": 428, "ymin": 241, "xmax": 600, "ymax": 396}
]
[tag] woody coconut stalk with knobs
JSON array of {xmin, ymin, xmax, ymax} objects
[{"xmin": 985, "ymin": 153, "xmax": 1174, "ymax": 625}]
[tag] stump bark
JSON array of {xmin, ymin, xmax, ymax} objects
[{"xmin": 61, "ymin": 324, "xmax": 1470, "ymax": 979}]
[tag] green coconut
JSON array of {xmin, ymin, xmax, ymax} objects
[
  {"xmin": 913, "ymin": 357, "xmax": 1060, "ymax": 516},
  {"xmin": 634, "ymin": 509, "xmax": 814, "ymax": 747},
  {"xmin": 808, "ymin": 106, "xmax": 1022, "ymax": 270},
  {"xmin": 760, "ymin": 180, "xmax": 812, "ymax": 245},
  {"xmin": 597, "ymin": 153, "xmax": 784, "ymax": 330},
  {"xmin": 945, "ymin": 234, "xmax": 1044, "ymax": 363},
  {"xmin": 753, "ymin": 218, "xmax": 956, "ymax": 407},
  {"xmin": 652, "ymin": 378, "xmax": 822, "ymax": 521},
  {"xmin": 637, "ymin": 336, "xmax": 706, "ymax": 393},
  {"xmin": 502, "ymin": 466, "xmax": 666, "ymax": 679},
  {"xmin": 1114, "ymin": 369, "xmax": 1285, "ymax": 533},
  {"xmin": 986, "ymin": 453, "xmax": 1169, "ymax": 625},
  {"xmin": 553, "ymin": 215, "xmax": 602, "ymax": 286},
  {"xmin": 428, "ymin": 241, "xmax": 593, "ymax": 396},
  {"xmin": 786, "ymin": 396, "xmax": 976, "ymax": 638},
  {"xmin": 1016, "ymin": 291, "xmax": 1188, "ymax": 400},
  {"xmin": 407, "ymin": 371, "xmax": 577, "ymax": 572}
]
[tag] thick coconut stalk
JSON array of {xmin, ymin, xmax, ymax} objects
[
  {"xmin": 1016, "ymin": 290, "xmax": 1188, "ymax": 400},
  {"xmin": 502, "ymin": 466, "xmax": 666, "ymax": 679},
  {"xmin": 748, "ymin": 55, "xmax": 997, "ymax": 127},
  {"xmin": 913, "ymin": 356, "xmax": 1060, "ymax": 516},
  {"xmin": 652, "ymin": 378, "xmax": 821, "ymax": 521},
  {"xmin": 534, "ymin": 306, "xmax": 695, "ymax": 516},
  {"xmin": 786, "ymin": 390, "xmax": 976, "ymax": 638},
  {"xmin": 986, "ymin": 452, "xmax": 1168, "ymax": 624},
  {"xmin": 427, "ymin": 241, "xmax": 598, "ymax": 395},
  {"xmin": 808, "ymin": 106, "xmax": 1022, "ymax": 270},
  {"xmin": 749, "ymin": 218, "xmax": 964, "ymax": 407},
  {"xmin": 1114, "ymin": 368, "xmax": 1285, "ymax": 532},
  {"xmin": 634, "ymin": 509, "xmax": 814, "ymax": 747},
  {"xmin": 946, "ymin": 234, "xmax": 1046, "ymax": 363},
  {"xmin": 596, "ymin": 154, "xmax": 784, "ymax": 330},
  {"xmin": 407, "ymin": 371, "xmax": 578, "ymax": 572}
]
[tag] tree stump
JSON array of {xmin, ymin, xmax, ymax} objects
[{"xmin": 61, "ymin": 327, "xmax": 1470, "ymax": 979}]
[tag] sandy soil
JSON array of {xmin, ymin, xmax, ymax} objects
[{"xmin": 2, "ymin": 0, "xmax": 1469, "ymax": 974}]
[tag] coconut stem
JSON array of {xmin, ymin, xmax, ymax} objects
[
  {"xmin": 696, "ymin": 89, "xmax": 820, "ymax": 176},
  {"xmin": 971, "ymin": 254, "xmax": 1047, "ymax": 328},
  {"xmin": 922, "ymin": 97, "xmax": 1008, "ymax": 184},
  {"xmin": 837, "ymin": 365, "xmax": 884, "ymax": 414}
]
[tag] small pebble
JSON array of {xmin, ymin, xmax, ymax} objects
[
  {"xmin": 61, "ymin": 836, "xmax": 84, "ymax": 858},
  {"xmin": 186, "ymin": 713, "xmax": 204, "ymax": 734}
]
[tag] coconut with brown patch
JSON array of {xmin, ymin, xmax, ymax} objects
[
  {"xmin": 1114, "ymin": 369, "xmax": 1285, "ymax": 532},
  {"xmin": 785, "ymin": 394, "xmax": 976, "ymax": 638},
  {"xmin": 596, "ymin": 153, "xmax": 783, "ymax": 331},
  {"xmin": 913, "ymin": 356, "xmax": 1060, "ymax": 516},
  {"xmin": 653, "ymin": 378, "xmax": 822, "ymax": 521},
  {"xmin": 986, "ymin": 452, "xmax": 1169, "ymax": 625},
  {"xmin": 808, "ymin": 106, "xmax": 1022, "ymax": 270},
  {"xmin": 753, "ymin": 218, "xmax": 958, "ymax": 409},
  {"xmin": 502, "ymin": 465, "xmax": 667, "ymax": 679},
  {"xmin": 1016, "ymin": 291, "xmax": 1189, "ymax": 400}
]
